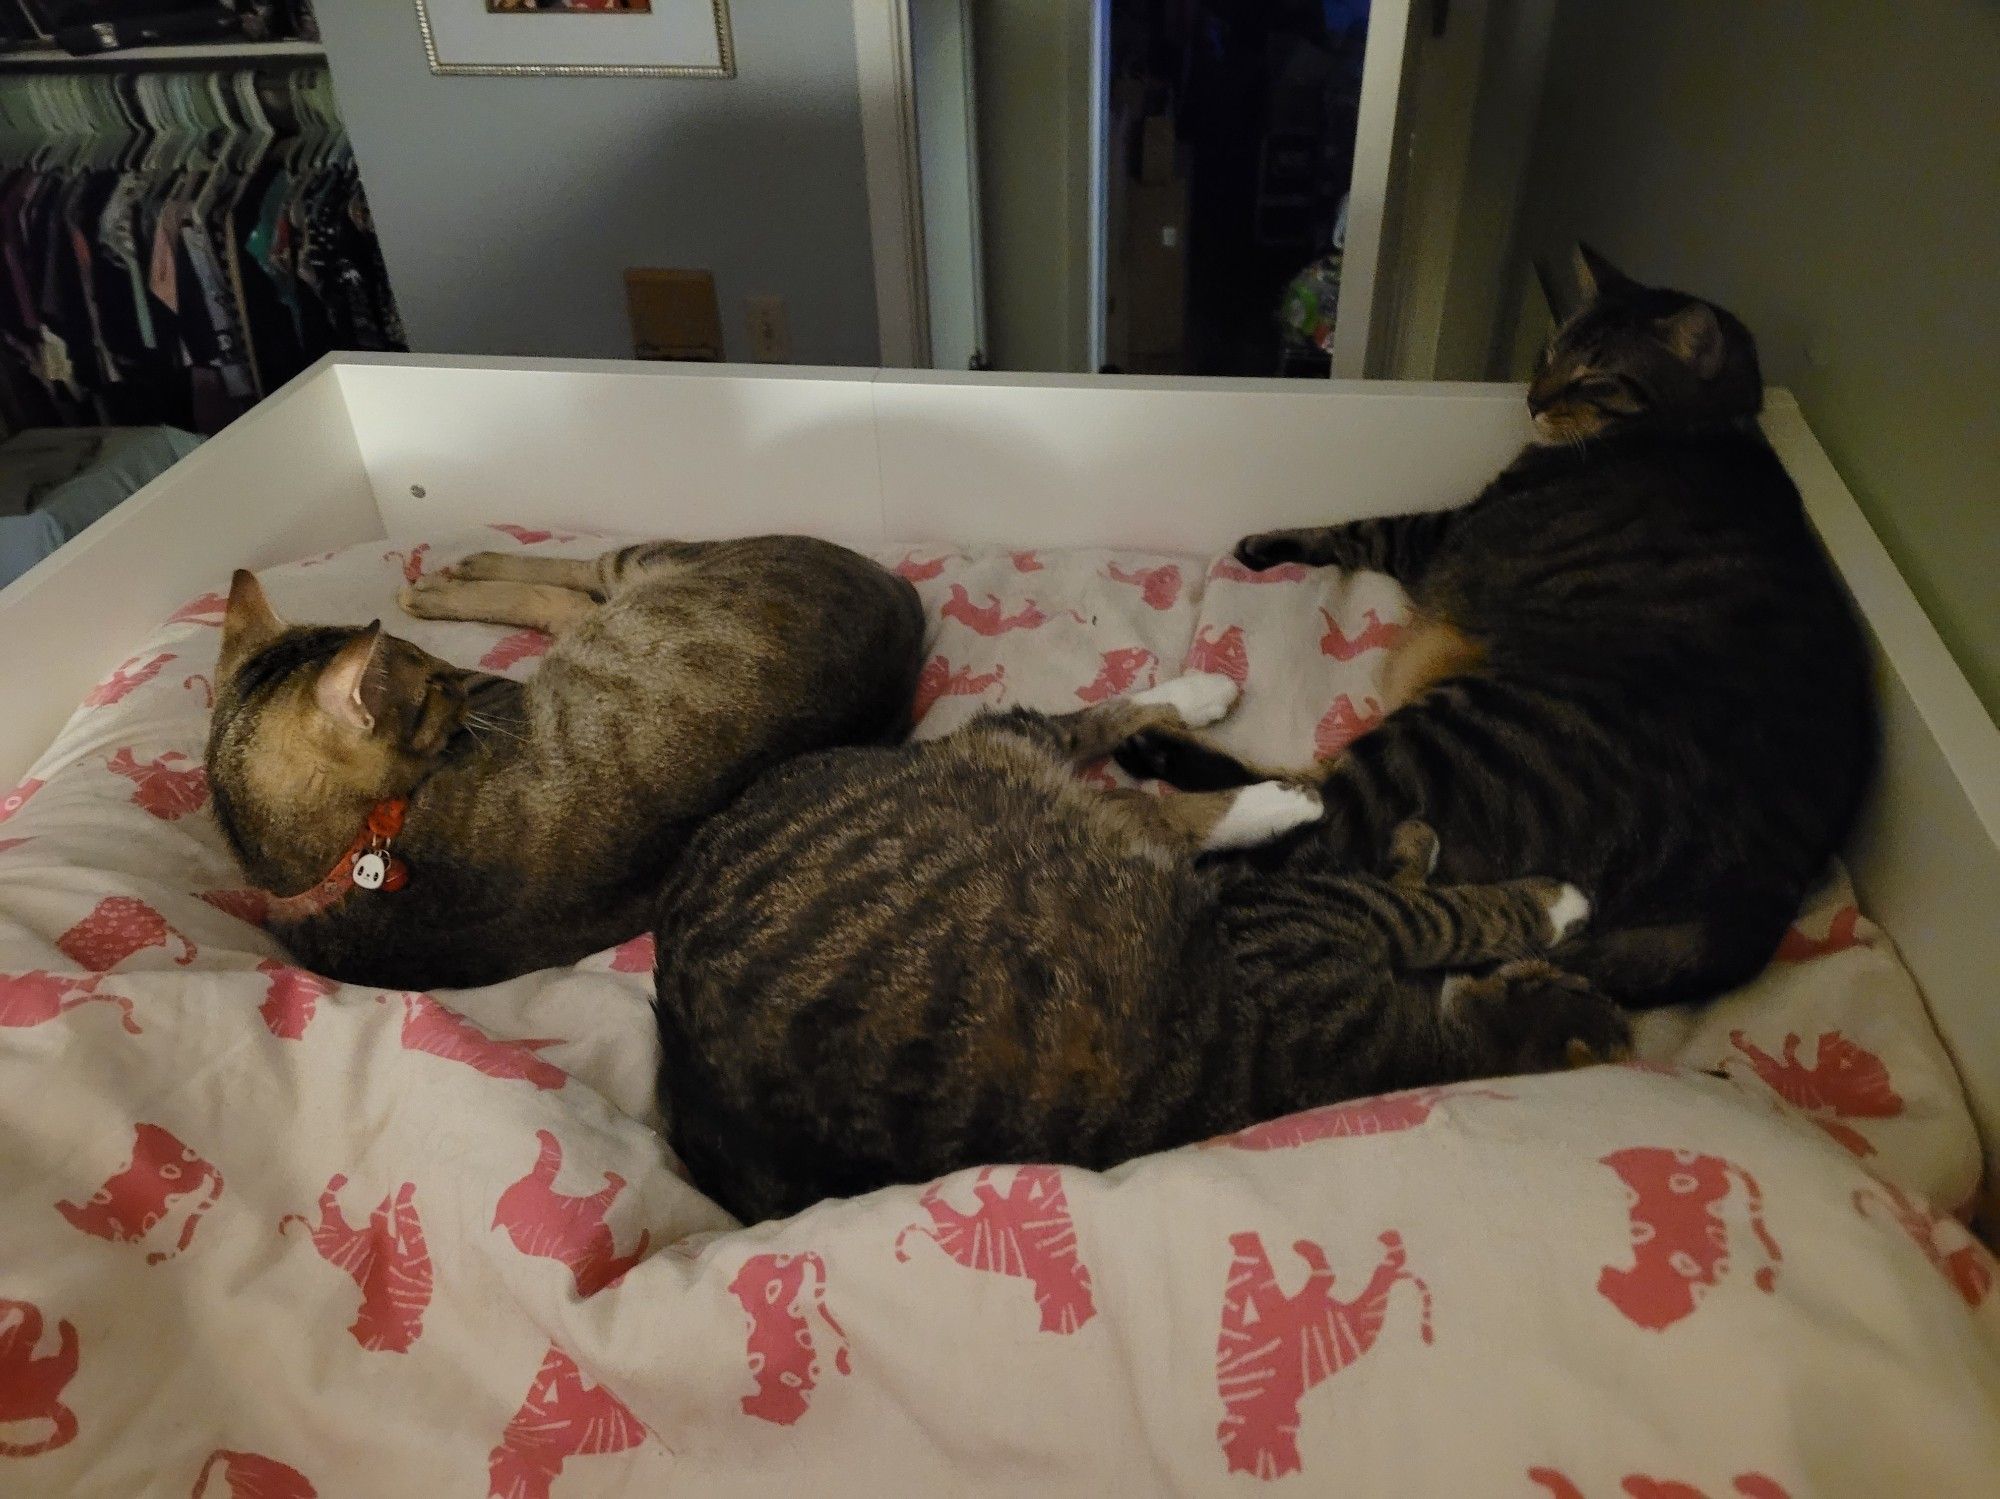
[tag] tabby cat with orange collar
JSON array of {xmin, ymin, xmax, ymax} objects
[
  {"xmin": 206, "ymin": 536, "xmax": 924, "ymax": 988},
  {"xmin": 1117, "ymin": 246, "xmax": 1877, "ymax": 1010}
]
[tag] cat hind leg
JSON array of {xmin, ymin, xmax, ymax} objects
[{"xmin": 1439, "ymin": 959, "xmax": 1632, "ymax": 1073}]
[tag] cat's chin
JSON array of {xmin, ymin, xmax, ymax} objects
[{"xmin": 1532, "ymin": 409, "xmax": 1607, "ymax": 445}]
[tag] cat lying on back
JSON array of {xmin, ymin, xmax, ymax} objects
[
  {"xmin": 207, "ymin": 537, "xmax": 924, "ymax": 988},
  {"xmin": 1119, "ymin": 245, "xmax": 1877, "ymax": 1011},
  {"xmin": 653, "ymin": 673, "xmax": 1625, "ymax": 1224}
]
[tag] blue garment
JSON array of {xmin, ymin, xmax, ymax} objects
[
  {"xmin": 0, "ymin": 509, "xmax": 63, "ymax": 590},
  {"xmin": 0, "ymin": 425, "xmax": 201, "ymax": 590}
]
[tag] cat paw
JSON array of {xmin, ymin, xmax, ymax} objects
[
  {"xmin": 1555, "ymin": 985, "xmax": 1634, "ymax": 1069},
  {"xmin": 440, "ymin": 550, "xmax": 512, "ymax": 582},
  {"xmin": 1234, "ymin": 529, "xmax": 1310, "ymax": 571},
  {"xmin": 1565, "ymin": 1036, "xmax": 1626, "ymax": 1069},
  {"xmin": 1132, "ymin": 671, "xmax": 1240, "ymax": 727},
  {"xmin": 1112, "ymin": 727, "xmax": 1181, "ymax": 783},
  {"xmin": 1113, "ymin": 728, "xmax": 1259, "ymax": 792},
  {"xmin": 1441, "ymin": 958, "xmax": 1633, "ymax": 1071},
  {"xmin": 1522, "ymin": 881, "xmax": 1591, "ymax": 944},
  {"xmin": 1203, "ymin": 782, "xmax": 1324, "ymax": 850},
  {"xmin": 398, "ymin": 574, "xmax": 457, "ymax": 618},
  {"xmin": 1386, "ymin": 819, "xmax": 1441, "ymax": 883}
]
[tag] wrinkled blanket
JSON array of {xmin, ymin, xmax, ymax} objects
[{"xmin": 1, "ymin": 527, "xmax": 1992, "ymax": 1498}]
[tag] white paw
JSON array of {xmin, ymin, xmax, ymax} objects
[
  {"xmin": 1202, "ymin": 782, "xmax": 1323, "ymax": 851},
  {"xmin": 1545, "ymin": 883, "xmax": 1591, "ymax": 943},
  {"xmin": 1132, "ymin": 671, "xmax": 1240, "ymax": 727}
]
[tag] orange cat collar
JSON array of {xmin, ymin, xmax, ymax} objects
[{"xmin": 262, "ymin": 798, "xmax": 409, "ymax": 922}]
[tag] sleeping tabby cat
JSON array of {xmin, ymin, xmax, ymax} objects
[
  {"xmin": 207, "ymin": 536, "xmax": 924, "ymax": 989},
  {"xmin": 1117, "ymin": 246, "xmax": 1876, "ymax": 1010},
  {"xmin": 653, "ymin": 674, "xmax": 1626, "ymax": 1224}
]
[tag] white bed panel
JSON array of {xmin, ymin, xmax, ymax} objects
[
  {"xmin": 869, "ymin": 371, "xmax": 1534, "ymax": 548},
  {"xmin": 0, "ymin": 364, "xmax": 379, "ymax": 780},
  {"xmin": 333, "ymin": 356, "xmax": 886, "ymax": 543},
  {"xmin": 1763, "ymin": 402, "xmax": 2000, "ymax": 1202}
]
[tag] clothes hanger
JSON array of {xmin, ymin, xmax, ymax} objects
[
  {"xmin": 191, "ymin": 72, "xmax": 235, "ymax": 219},
  {"xmin": 112, "ymin": 73, "xmax": 148, "ymax": 174},
  {"xmin": 86, "ymin": 75, "xmax": 125, "ymax": 172}
]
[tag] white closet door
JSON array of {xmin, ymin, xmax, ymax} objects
[{"xmin": 910, "ymin": 0, "xmax": 985, "ymax": 371}]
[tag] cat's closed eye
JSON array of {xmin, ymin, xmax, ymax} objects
[{"xmin": 1575, "ymin": 374, "xmax": 1641, "ymax": 402}]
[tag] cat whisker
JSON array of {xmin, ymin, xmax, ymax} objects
[{"xmin": 463, "ymin": 711, "xmax": 523, "ymax": 744}]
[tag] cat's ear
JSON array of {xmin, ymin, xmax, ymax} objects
[
  {"xmin": 315, "ymin": 624, "xmax": 388, "ymax": 734},
  {"xmin": 1572, "ymin": 241, "xmax": 1633, "ymax": 302},
  {"xmin": 218, "ymin": 569, "xmax": 285, "ymax": 676},
  {"xmin": 1657, "ymin": 302, "xmax": 1727, "ymax": 379}
]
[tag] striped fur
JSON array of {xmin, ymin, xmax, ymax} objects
[
  {"xmin": 1118, "ymin": 252, "xmax": 1876, "ymax": 1008},
  {"xmin": 207, "ymin": 536, "xmax": 924, "ymax": 988},
  {"xmin": 653, "ymin": 700, "xmax": 1627, "ymax": 1224}
]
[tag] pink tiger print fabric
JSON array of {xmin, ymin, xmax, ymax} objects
[
  {"xmin": 279, "ymin": 1176, "xmax": 433, "ymax": 1353},
  {"xmin": 895, "ymin": 1166, "xmax": 1098, "ymax": 1334},
  {"xmin": 0, "ymin": 529, "xmax": 1988, "ymax": 1494}
]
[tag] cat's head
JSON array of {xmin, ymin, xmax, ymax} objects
[
  {"xmin": 206, "ymin": 570, "xmax": 472, "ymax": 840},
  {"xmin": 1527, "ymin": 243, "xmax": 1762, "ymax": 444}
]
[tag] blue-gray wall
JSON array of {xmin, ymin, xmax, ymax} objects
[
  {"xmin": 1511, "ymin": 1, "xmax": 2000, "ymax": 715},
  {"xmin": 318, "ymin": 2, "xmax": 880, "ymax": 365}
]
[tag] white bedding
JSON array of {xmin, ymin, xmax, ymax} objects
[{"xmin": 1, "ymin": 527, "xmax": 1993, "ymax": 1497}]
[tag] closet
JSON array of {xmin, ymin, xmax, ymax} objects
[{"xmin": 0, "ymin": 45, "xmax": 401, "ymax": 436}]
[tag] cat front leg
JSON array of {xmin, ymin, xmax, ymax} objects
[
  {"xmin": 1282, "ymin": 869, "xmax": 1591, "ymax": 972},
  {"xmin": 1235, "ymin": 509, "xmax": 1453, "ymax": 581},
  {"xmin": 442, "ymin": 551, "xmax": 605, "ymax": 596},
  {"xmin": 399, "ymin": 577, "xmax": 598, "ymax": 635},
  {"xmin": 1012, "ymin": 672, "xmax": 1244, "ymax": 765},
  {"xmin": 1113, "ymin": 726, "xmax": 1271, "ymax": 791}
]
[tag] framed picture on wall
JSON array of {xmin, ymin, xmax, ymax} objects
[{"xmin": 414, "ymin": 0, "xmax": 734, "ymax": 78}]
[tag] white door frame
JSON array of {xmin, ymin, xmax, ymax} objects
[
  {"xmin": 1086, "ymin": 0, "xmax": 1110, "ymax": 373},
  {"xmin": 852, "ymin": 0, "xmax": 931, "ymax": 367},
  {"xmin": 1327, "ymin": 0, "xmax": 1417, "ymax": 379}
]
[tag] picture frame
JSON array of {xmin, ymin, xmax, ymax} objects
[{"xmin": 414, "ymin": 0, "xmax": 734, "ymax": 79}]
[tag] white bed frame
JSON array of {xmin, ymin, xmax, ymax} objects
[{"xmin": 3, "ymin": 355, "xmax": 1995, "ymax": 1199}]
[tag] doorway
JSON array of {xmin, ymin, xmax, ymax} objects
[
  {"xmin": 862, "ymin": 1, "xmax": 1515, "ymax": 380},
  {"xmin": 1103, "ymin": 0, "xmax": 1370, "ymax": 377}
]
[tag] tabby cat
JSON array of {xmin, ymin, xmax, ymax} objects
[
  {"xmin": 653, "ymin": 674, "xmax": 1625, "ymax": 1224},
  {"xmin": 1117, "ymin": 246, "xmax": 1876, "ymax": 1009},
  {"xmin": 207, "ymin": 536, "xmax": 924, "ymax": 989}
]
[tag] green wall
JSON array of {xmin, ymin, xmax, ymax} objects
[{"xmin": 1510, "ymin": 2, "xmax": 1999, "ymax": 716}]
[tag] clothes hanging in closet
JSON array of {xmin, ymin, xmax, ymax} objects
[{"xmin": 0, "ymin": 64, "xmax": 402, "ymax": 435}]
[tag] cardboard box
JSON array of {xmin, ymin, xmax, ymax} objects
[{"xmin": 624, "ymin": 268, "xmax": 723, "ymax": 362}]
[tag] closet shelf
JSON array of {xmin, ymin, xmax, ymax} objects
[{"xmin": 0, "ymin": 41, "xmax": 326, "ymax": 71}]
